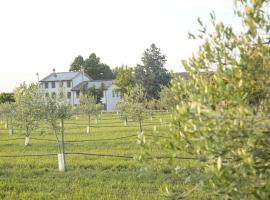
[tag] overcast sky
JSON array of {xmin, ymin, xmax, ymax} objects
[{"xmin": 0, "ymin": 0, "xmax": 236, "ymax": 92}]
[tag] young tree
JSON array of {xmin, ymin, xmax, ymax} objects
[
  {"xmin": 159, "ymin": 86, "xmax": 177, "ymax": 112},
  {"xmin": 78, "ymin": 94, "xmax": 97, "ymax": 134},
  {"xmin": 94, "ymin": 103, "xmax": 103, "ymax": 124},
  {"xmin": 116, "ymin": 101, "xmax": 129, "ymax": 126},
  {"xmin": 167, "ymin": 0, "xmax": 270, "ymax": 198},
  {"xmin": 134, "ymin": 44, "xmax": 171, "ymax": 99},
  {"xmin": 114, "ymin": 66, "xmax": 134, "ymax": 95},
  {"xmin": 44, "ymin": 87, "xmax": 72, "ymax": 172},
  {"xmin": 124, "ymin": 85, "xmax": 147, "ymax": 144},
  {"xmin": 14, "ymin": 83, "xmax": 43, "ymax": 146},
  {"xmin": 146, "ymin": 99, "xmax": 157, "ymax": 121},
  {"xmin": 0, "ymin": 102, "xmax": 15, "ymax": 135}
]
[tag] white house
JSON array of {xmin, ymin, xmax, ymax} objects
[{"xmin": 39, "ymin": 69, "xmax": 122, "ymax": 111}]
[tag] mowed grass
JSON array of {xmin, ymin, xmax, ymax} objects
[{"xmin": 0, "ymin": 112, "xmax": 206, "ymax": 200}]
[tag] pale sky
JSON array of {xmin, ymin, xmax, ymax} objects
[{"xmin": 0, "ymin": 0, "xmax": 236, "ymax": 92}]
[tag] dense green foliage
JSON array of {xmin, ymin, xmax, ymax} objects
[
  {"xmin": 80, "ymin": 83, "xmax": 106, "ymax": 104},
  {"xmin": 69, "ymin": 53, "xmax": 114, "ymax": 80},
  {"xmin": 69, "ymin": 55, "xmax": 84, "ymax": 72},
  {"xmin": 0, "ymin": 93, "xmax": 15, "ymax": 104},
  {"xmin": 135, "ymin": 44, "xmax": 171, "ymax": 99},
  {"xmin": 166, "ymin": 0, "xmax": 270, "ymax": 199},
  {"xmin": 114, "ymin": 66, "xmax": 134, "ymax": 95}
]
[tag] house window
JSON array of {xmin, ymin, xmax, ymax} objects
[
  {"xmin": 67, "ymin": 81, "xmax": 71, "ymax": 88},
  {"xmin": 67, "ymin": 92, "xmax": 71, "ymax": 99},
  {"xmin": 52, "ymin": 92, "xmax": 56, "ymax": 98},
  {"xmin": 45, "ymin": 82, "xmax": 48, "ymax": 89},
  {"xmin": 76, "ymin": 91, "xmax": 80, "ymax": 98},
  {"xmin": 51, "ymin": 81, "xmax": 55, "ymax": 88}
]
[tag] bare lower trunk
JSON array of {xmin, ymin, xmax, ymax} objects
[
  {"xmin": 137, "ymin": 119, "xmax": 143, "ymax": 144},
  {"xmin": 124, "ymin": 117, "xmax": 128, "ymax": 126},
  {"xmin": 153, "ymin": 125, "xmax": 157, "ymax": 132},
  {"xmin": 25, "ymin": 136, "xmax": 30, "ymax": 146},
  {"xmin": 87, "ymin": 115, "xmax": 91, "ymax": 134},
  {"xmin": 60, "ymin": 119, "xmax": 66, "ymax": 172},
  {"xmin": 5, "ymin": 116, "xmax": 9, "ymax": 129},
  {"xmin": 9, "ymin": 128, "xmax": 13, "ymax": 136},
  {"xmin": 58, "ymin": 153, "xmax": 65, "ymax": 172},
  {"xmin": 25, "ymin": 127, "xmax": 30, "ymax": 146},
  {"xmin": 9, "ymin": 116, "xmax": 13, "ymax": 135},
  {"xmin": 53, "ymin": 126, "xmax": 61, "ymax": 153}
]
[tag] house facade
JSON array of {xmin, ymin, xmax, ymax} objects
[{"xmin": 39, "ymin": 69, "xmax": 122, "ymax": 111}]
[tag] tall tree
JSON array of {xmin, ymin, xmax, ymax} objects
[
  {"xmin": 83, "ymin": 53, "xmax": 113, "ymax": 79},
  {"xmin": 69, "ymin": 53, "xmax": 114, "ymax": 80},
  {"xmin": 134, "ymin": 44, "xmax": 171, "ymax": 99},
  {"xmin": 69, "ymin": 55, "xmax": 84, "ymax": 72}
]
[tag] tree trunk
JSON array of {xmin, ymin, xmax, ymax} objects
[
  {"xmin": 137, "ymin": 119, "xmax": 143, "ymax": 144},
  {"xmin": 5, "ymin": 116, "xmax": 8, "ymax": 129},
  {"xmin": 58, "ymin": 153, "xmax": 65, "ymax": 172},
  {"xmin": 87, "ymin": 115, "xmax": 91, "ymax": 134},
  {"xmin": 124, "ymin": 117, "xmax": 128, "ymax": 126},
  {"xmin": 53, "ymin": 126, "xmax": 61, "ymax": 153},
  {"xmin": 25, "ymin": 127, "xmax": 30, "ymax": 146},
  {"xmin": 9, "ymin": 116, "xmax": 13, "ymax": 135},
  {"xmin": 153, "ymin": 125, "xmax": 157, "ymax": 132},
  {"xmin": 60, "ymin": 119, "xmax": 66, "ymax": 172}
]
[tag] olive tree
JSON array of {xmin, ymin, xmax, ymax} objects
[
  {"xmin": 166, "ymin": 0, "xmax": 270, "ymax": 199},
  {"xmin": 0, "ymin": 102, "xmax": 15, "ymax": 135},
  {"xmin": 146, "ymin": 99, "xmax": 157, "ymax": 121},
  {"xmin": 124, "ymin": 85, "xmax": 147, "ymax": 144},
  {"xmin": 159, "ymin": 86, "xmax": 177, "ymax": 112},
  {"xmin": 116, "ymin": 101, "xmax": 129, "ymax": 126},
  {"xmin": 94, "ymin": 103, "xmax": 103, "ymax": 124},
  {"xmin": 44, "ymin": 88, "xmax": 72, "ymax": 172},
  {"xmin": 14, "ymin": 83, "xmax": 43, "ymax": 146},
  {"xmin": 78, "ymin": 94, "xmax": 97, "ymax": 134}
]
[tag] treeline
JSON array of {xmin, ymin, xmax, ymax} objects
[{"xmin": 69, "ymin": 44, "xmax": 172, "ymax": 100}]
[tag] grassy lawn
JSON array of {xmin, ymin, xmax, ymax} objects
[{"xmin": 0, "ymin": 112, "xmax": 207, "ymax": 199}]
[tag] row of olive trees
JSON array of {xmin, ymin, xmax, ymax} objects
[
  {"xmin": 0, "ymin": 102, "xmax": 16, "ymax": 135},
  {"xmin": 116, "ymin": 85, "xmax": 164, "ymax": 144},
  {"xmin": 0, "ymin": 83, "xmax": 103, "ymax": 172}
]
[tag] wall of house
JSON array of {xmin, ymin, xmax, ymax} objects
[
  {"xmin": 102, "ymin": 85, "xmax": 122, "ymax": 111},
  {"xmin": 40, "ymin": 81, "xmax": 73, "ymax": 104},
  {"xmin": 71, "ymin": 74, "xmax": 90, "ymax": 106}
]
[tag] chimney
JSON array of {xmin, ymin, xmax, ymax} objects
[{"xmin": 52, "ymin": 68, "xmax": 57, "ymax": 77}]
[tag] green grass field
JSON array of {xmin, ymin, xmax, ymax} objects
[{"xmin": 0, "ymin": 112, "xmax": 207, "ymax": 200}]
